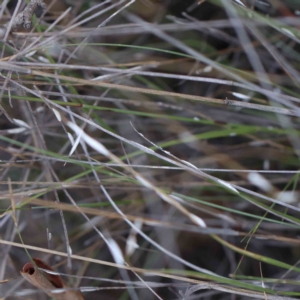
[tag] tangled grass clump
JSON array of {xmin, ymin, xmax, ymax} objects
[{"xmin": 1, "ymin": 0, "xmax": 300, "ymax": 299}]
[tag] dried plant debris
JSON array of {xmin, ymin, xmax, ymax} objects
[
  {"xmin": 21, "ymin": 258, "xmax": 84, "ymax": 300},
  {"xmin": 0, "ymin": 0, "xmax": 46, "ymax": 39}
]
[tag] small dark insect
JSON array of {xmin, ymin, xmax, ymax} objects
[{"xmin": 0, "ymin": 0, "xmax": 46, "ymax": 39}]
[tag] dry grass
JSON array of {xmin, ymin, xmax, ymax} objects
[{"xmin": 1, "ymin": 0, "xmax": 300, "ymax": 299}]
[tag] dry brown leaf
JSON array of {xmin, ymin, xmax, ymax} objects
[{"xmin": 20, "ymin": 258, "xmax": 84, "ymax": 300}]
